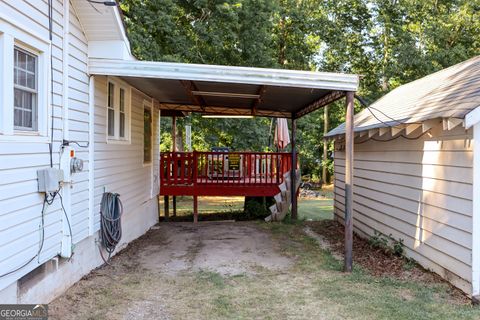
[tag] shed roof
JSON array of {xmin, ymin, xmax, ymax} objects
[
  {"xmin": 89, "ymin": 58, "xmax": 359, "ymax": 118},
  {"xmin": 327, "ymin": 55, "xmax": 480, "ymax": 137}
]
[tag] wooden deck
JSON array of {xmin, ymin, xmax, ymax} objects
[{"xmin": 160, "ymin": 152, "xmax": 293, "ymax": 197}]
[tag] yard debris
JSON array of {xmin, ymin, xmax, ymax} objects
[{"xmin": 307, "ymin": 219, "xmax": 470, "ymax": 304}]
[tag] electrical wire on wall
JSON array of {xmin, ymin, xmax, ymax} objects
[
  {"xmin": 353, "ymin": 95, "xmax": 431, "ymax": 144},
  {"xmin": 48, "ymin": 0, "xmax": 54, "ymax": 168},
  {"xmin": 0, "ymin": 188, "xmax": 73, "ymax": 278},
  {"xmin": 0, "ymin": 0, "xmax": 76, "ymax": 278}
]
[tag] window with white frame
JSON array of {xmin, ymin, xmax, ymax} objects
[
  {"xmin": 106, "ymin": 78, "xmax": 130, "ymax": 142},
  {"xmin": 14, "ymin": 47, "xmax": 38, "ymax": 131},
  {"xmin": 0, "ymin": 20, "xmax": 49, "ymax": 140}
]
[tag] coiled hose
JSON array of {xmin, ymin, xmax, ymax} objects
[{"xmin": 100, "ymin": 192, "xmax": 123, "ymax": 262}]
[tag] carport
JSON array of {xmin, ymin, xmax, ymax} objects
[{"xmin": 88, "ymin": 58, "xmax": 358, "ymax": 272}]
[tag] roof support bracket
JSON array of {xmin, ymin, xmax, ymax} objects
[
  {"xmin": 391, "ymin": 125, "xmax": 406, "ymax": 136},
  {"xmin": 443, "ymin": 117, "xmax": 464, "ymax": 131},
  {"xmin": 422, "ymin": 119, "xmax": 439, "ymax": 133},
  {"xmin": 405, "ymin": 123, "xmax": 422, "ymax": 136},
  {"xmin": 295, "ymin": 90, "xmax": 345, "ymax": 118},
  {"xmin": 378, "ymin": 127, "xmax": 389, "ymax": 137},
  {"xmin": 180, "ymin": 80, "xmax": 206, "ymax": 111},
  {"xmin": 251, "ymin": 85, "xmax": 266, "ymax": 116}
]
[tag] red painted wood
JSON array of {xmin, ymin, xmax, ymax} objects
[{"xmin": 159, "ymin": 151, "xmax": 293, "ymax": 197}]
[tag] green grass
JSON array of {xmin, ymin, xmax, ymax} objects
[
  {"xmin": 162, "ymin": 195, "xmax": 334, "ymax": 222},
  {"xmin": 55, "ymin": 189, "xmax": 480, "ymax": 319},
  {"xmin": 298, "ymin": 198, "xmax": 334, "ymax": 221},
  {"xmin": 52, "ymin": 220, "xmax": 480, "ymax": 320}
]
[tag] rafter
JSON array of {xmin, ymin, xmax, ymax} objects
[
  {"xmin": 295, "ymin": 90, "xmax": 345, "ymax": 118},
  {"xmin": 180, "ymin": 80, "xmax": 206, "ymax": 111},
  {"xmin": 159, "ymin": 103, "xmax": 291, "ymax": 118},
  {"xmin": 251, "ymin": 85, "xmax": 266, "ymax": 116}
]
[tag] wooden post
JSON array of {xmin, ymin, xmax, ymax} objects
[
  {"xmin": 172, "ymin": 116, "xmax": 177, "ymax": 152},
  {"xmin": 164, "ymin": 195, "xmax": 169, "ymax": 221},
  {"xmin": 344, "ymin": 91, "xmax": 355, "ymax": 272},
  {"xmin": 322, "ymin": 105, "xmax": 329, "ymax": 184},
  {"xmin": 173, "ymin": 196, "xmax": 177, "ymax": 217},
  {"xmin": 193, "ymin": 195, "xmax": 198, "ymax": 223},
  {"xmin": 290, "ymin": 116, "xmax": 298, "ymax": 220}
]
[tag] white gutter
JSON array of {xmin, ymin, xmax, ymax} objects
[{"xmin": 88, "ymin": 58, "xmax": 359, "ymax": 91}]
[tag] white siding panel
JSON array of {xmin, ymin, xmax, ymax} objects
[
  {"xmin": 93, "ymin": 76, "xmax": 159, "ymax": 231},
  {"xmin": 0, "ymin": 0, "xmax": 65, "ymax": 292},
  {"xmin": 67, "ymin": 5, "xmax": 90, "ymax": 244},
  {"xmin": 333, "ymin": 125, "xmax": 473, "ymax": 294}
]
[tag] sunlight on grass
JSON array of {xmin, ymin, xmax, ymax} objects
[{"xmin": 160, "ymin": 194, "xmax": 335, "ymax": 222}]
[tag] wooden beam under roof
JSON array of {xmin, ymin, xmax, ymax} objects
[
  {"xmin": 159, "ymin": 103, "xmax": 291, "ymax": 118},
  {"xmin": 251, "ymin": 85, "xmax": 266, "ymax": 116},
  {"xmin": 180, "ymin": 80, "xmax": 206, "ymax": 111},
  {"xmin": 295, "ymin": 90, "xmax": 345, "ymax": 118}
]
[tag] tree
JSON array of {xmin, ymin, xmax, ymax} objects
[{"xmin": 122, "ymin": 0, "xmax": 480, "ymax": 178}]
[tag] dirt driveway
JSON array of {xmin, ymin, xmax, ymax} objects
[
  {"xmin": 49, "ymin": 222, "xmax": 292, "ymax": 319},
  {"xmin": 49, "ymin": 221, "xmax": 479, "ymax": 320}
]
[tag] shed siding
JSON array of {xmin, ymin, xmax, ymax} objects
[
  {"xmin": 333, "ymin": 125, "xmax": 473, "ymax": 293},
  {"xmin": 93, "ymin": 76, "xmax": 159, "ymax": 232},
  {"xmin": 0, "ymin": 0, "xmax": 64, "ymax": 290}
]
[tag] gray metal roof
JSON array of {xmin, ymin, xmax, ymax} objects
[
  {"xmin": 327, "ymin": 55, "xmax": 480, "ymax": 137},
  {"xmin": 89, "ymin": 58, "xmax": 359, "ymax": 118}
]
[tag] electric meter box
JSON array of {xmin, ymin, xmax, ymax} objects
[{"xmin": 37, "ymin": 168, "xmax": 64, "ymax": 193}]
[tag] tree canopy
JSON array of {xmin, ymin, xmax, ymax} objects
[{"xmin": 121, "ymin": 0, "xmax": 480, "ymax": 180}]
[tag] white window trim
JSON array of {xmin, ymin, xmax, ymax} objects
[
  {"xmin": 0, "ymin": 17, "xmax": 50, "ymax": 143},
  {"xmin": 143, "ymin": 99, "xmax": 153, "ymax": 166},
  {"xmin": 106, "ymin": 77, "xmax": 131, "ymax": 144}
]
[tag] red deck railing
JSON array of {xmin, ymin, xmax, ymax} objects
[{"xmin": 160, "ymin": 151, "xmax": 293, "ymax": 196}]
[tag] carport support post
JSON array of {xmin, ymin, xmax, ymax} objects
[
  {"xmin": 193, "ymin": 196, "xmax": 198, "ymax": 223},
  {"xmin": 344, "ymin": 91, "xmax": 355, "ymax": 272},
  {"xmin": 291, "ymin": 116, "xmax": 298, "ymax": 220},
  {"xmin": 164, "ymin": 195, "xmax": 169, "ymax": 221},
  {"xmin": 171, "ymin": 116, "xmax": 177, "ymax": 217}
]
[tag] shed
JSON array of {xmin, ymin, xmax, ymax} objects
[{"xmin": 326, "ymin": 56, "xmax": 480, "ymax": 297}]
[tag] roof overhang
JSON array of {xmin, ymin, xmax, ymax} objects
[{"xmin": 89, "ymin": 58, "xmax": 359, "ymax": 118}]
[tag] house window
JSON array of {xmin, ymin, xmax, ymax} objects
[
  {"xmin": 106, "ymin": 78, "xmax": 130, "ymax": 143},
  {"xmin": 0, "ymin": 18, "xmax": 49, "ymax": 141},
  {"xmin": 13, "ymin": 47, "xmax": 37, "ymax": 131},
  {"xmin": 143, "ymin": 106, "xmax": 152, "ymax": 163},
  {"xmin": 119, "ymin": 88, "xmax": 126, "ymax": 138},
  {"xmin": 107, "ymin": 82, "xmax": 115, "ymax": 137}
]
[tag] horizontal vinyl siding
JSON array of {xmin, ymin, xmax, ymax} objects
[
  {"xmin": 0, "ymin": 0, "xmax": 64, "ymax": 291},
  {"xmin": 68, "ymin": 4, "xmax": 90, "ymax": 243},
  {"xmin": 333, "ymin": 125, "xmax": 473, "ymax": 293},
  {"xmin": 93, "ymin": 76, "xmax": 159, "ymax": 232}
]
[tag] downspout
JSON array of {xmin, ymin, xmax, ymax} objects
[
  {"xmin": 88, "ymin": 76, "xmax": 95, "ymax": 235},
  {"xmin": 60, "ymin": 0, "xmax": 73, "ymax": 258}
]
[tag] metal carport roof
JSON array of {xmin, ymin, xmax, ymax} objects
[{"xmin": 88, "ymin": 58, "xmax": 359, "ymax": 118}]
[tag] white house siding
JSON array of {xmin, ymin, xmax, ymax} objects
[
  {"xmin": 0, "ymin": 1, "xmax": 159, "ymax": 303},
  {"xmin": 0, "ymin": 0, "xmax": 65, "ymax": 292},
  {"xmin": 93, "ymin": 75, "xmax": 159, "ymax": 235},
  {"xmin": 333, "ymin": 124, "xmax": 473, "ymax": 294},
  {"xmin": 67, "ymin": 3, "xmax": 90, "ymax": 243}
]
